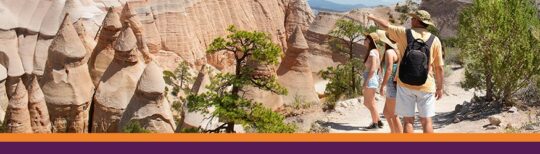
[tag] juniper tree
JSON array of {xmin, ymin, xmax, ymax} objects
[
  {"xmin": 458, "ymin": 0, "xmax": 540, "ymax": 104},
  {"xmin": 187, "ymin": 26, "xmax": 294, "ymax": 133}
]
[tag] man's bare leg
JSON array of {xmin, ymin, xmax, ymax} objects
[
  {"xmin": 403, "ymin": 117, "xmax": 415, "ymax": 133},
  {"xmin": 420, "ymin": 117, "xmax": 433, "ymax": 133}
]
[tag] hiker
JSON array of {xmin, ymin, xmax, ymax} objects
[
  {"xmin": 376, "ymin": 30, "xmax": 403, "ymax": 133},
  {"xmin": 367, "ymin": 10, "xmax": 445, "ymax": 133},
  {"xmin": 362, "ymin": 32, "xmax": 383, "ymax": 130}
]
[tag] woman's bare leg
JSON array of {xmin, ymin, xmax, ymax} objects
[
  {"xmin": 363, "ymin": 89, "xmax": 380, "ymax": 124},
  {"xmin": 384, "ymin": 98, "xmax": 403, "ymax": 133}
]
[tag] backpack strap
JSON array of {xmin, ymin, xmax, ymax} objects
[
  {"xmin": 406, "ymin": 29, "xmax": 414, "ymax": 45},
  {"xmin": 425, "ymin": 34, "xmax": 436, "ymax": 49}
]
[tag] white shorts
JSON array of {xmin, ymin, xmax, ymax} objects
[{"xmin": 396, "ymin": 86, "xmax": 436, "ymax": 118}]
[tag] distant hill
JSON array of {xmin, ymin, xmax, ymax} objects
[{"xmin": 308, "ymin": 0, "xmax": 367, "ymax": 12}]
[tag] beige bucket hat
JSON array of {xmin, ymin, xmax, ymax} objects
[
  {"xmin": 409, "ymin": 10, "xmax": 435, "ymax": 27},
  {"xmin": 364, "ymin": 32, "xmax": 380, "ymax": 49},
  {"xmin": 375, "ymin": 30, "xmax": 398, "ymax": 50}
]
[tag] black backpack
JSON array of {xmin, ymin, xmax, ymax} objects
[{"xmin": 398, "ymin": 29, "xmax": 435, "ymax": 86}]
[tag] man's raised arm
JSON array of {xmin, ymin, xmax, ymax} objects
[{"xmin": 367, "ymin": 14, "xmax": 390, "ymax": 30}]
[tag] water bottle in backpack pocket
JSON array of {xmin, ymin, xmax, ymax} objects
[{"xmin": 399, "ymin": 29, "xmax": 435, "ymax": 86}]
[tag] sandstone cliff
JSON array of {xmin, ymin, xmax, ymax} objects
[{"xmin": 0, "ymin": 0, "xmax": 315, "ymax": 133}]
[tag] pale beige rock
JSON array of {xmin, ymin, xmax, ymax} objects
[
  {"xmin": 243, "ymin": 63, "xmax": 284, "ymax": 110},
  {"xmin": 0, "ymin": 65, "xmax": 7, "ymax": 122},
  {"xmin": 284, "ymin": 0, "xmax": 315, "ymax": 36},
  {"xmin": 115, "ymin": 0, "xmax": 313, "ymax": 70},
  {"xmin": 33, "ymin": 37, "xmax": 54, "ymax": 75},
  {"xmin": 3, "ymin": 77, "xmax": 32, "ymax": 133},
  {"xmin": 73, "ymin": 20, "xmax": 96, "ymax": 64},
  {"xmin": 41, "ymin": 15, "xmax": 95, "ymax": 133},
  {"xmin": 181, "ymin": 65, "xmax": 219, "ymax": 130},
  {"xmin": 92, "ymin": 26, "xmax": 146, "ymax": 133},
  {"xmin": 488, "ymin": 115, "xmax": 502, "ymax": 126},
  {"xmin": 17, "ymin": 33, "xmax": 38, "ymax": 74},
  {"xmin": 0, "ymin": 63, "xmax": 6, "ymax": 81},
  {"xmin": 113, "ymin": 27, "xmax": 137, "ymax": 52},
  {"xmin": 120, "ymin": 61, "xmax": 175, "ymax": 133},
  {"xmin": 88, "ymin": 8, "xmax": 122, "ymax": 86},
  {"xmin": 278, "ymin": 26, "xmax": 320, "ymax": 105},
  {"xmin": 39, "ymin": 0, "xmax": 66, "ymax": 36},
  {"xmin": 0, "ymin": 81, "xmax": 7, "ymax": 123},
  {"xmin": 0, "ymin": 30, "xmax": 25, "ymax": 77},
  {"xmin": 48, "ymin": 15, "xmax": 87, "ymax": 62},
  {"xmin": 22, "ymin": 75, "xmax": 52, "ymax": 133}
]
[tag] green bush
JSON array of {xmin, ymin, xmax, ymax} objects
[
  {"xmin": 171, "ymin": 101, "xmax": 182, "ymax": 112},
  {"xmin": 319, "ymin": 59, "xmax": 363, "ymax": 105},
  {"xmin": 122, "ymin": 121, "xmax": 151, "ymax": 133},
  {"xmin": 163, "ymin": 61, "xmax": 194, "ymax": 96},
  {"xmin": 0, "ymin": 121, "xmax": 5, "ymax": 133},
  {"xmin": 180, "ymin": 127, "xmax": 202, "ymax": 133},
  {"xmin": 458, "ymin": 0, "xmax": 540, "ymax": 103},
  {"xmin": 291, "ymin": 94, "xmax": 312, "ymax": 110},
  {"xmin": 444, "ymin": 47, "xmax": 464, "ymax": 65}
]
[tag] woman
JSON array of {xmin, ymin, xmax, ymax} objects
[
  {"xmin": 377, "ymin": 30, "xmax": 403, "ymax": 133},
  {"xmin": 363, "ymin": 32, "xmax": 382, "ymax": 130}
]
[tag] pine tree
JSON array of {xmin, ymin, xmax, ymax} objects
[{"xmin": 187, "ymin": 26, "xmax": 294, "ymax": 133}]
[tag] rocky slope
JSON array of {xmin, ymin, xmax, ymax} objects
[
  {"xmin": 419, "ymin": 0, "xmax": 472, "ymax": 39},
  {"xmin": 305, "ymin": 6, "xmax": 399, "ymax": 83}
]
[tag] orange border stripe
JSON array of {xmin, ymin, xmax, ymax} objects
[{"xmin": 0, "ymin": 134, "xmax": 539, "ymax": 142}]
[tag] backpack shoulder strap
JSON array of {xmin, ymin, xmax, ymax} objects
[
  {"xmin": 425, "ymin": 34, "xmax": 436, "ymax": 49},
  {"xmin": 406, "ymin": 29, "xmax": 414, "ymax": 45}
]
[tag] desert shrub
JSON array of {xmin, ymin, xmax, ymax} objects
[
  {"xmin": 123, "ymin": 121, "xmax": 151, "ymax": 133},
  {"xmin": 444, "ymin": 47, "xmax": 463, "ymax": 65},
  {"xmin": 319, "ymin": 59, "xmax": 363, "ymax": 105},
  {"xmin": 458, "ymin": 0, "xmax": 540, "ymax": 104},
  {"xmin": 0, "ymin": 121, "xmax": 5, "ymax": 133}
]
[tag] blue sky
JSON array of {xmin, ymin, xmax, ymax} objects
[{"xmin": 325, "ymin": 0, "xmax": 403, "ymax": 6}]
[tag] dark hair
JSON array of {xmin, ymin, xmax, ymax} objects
[
  {"xmin": 364, "ymin": 35, "xmax": 377, "ymax": 63},
  {"xmin": 380, "ymin": 44, "xmax": 396, "ymax": 68}
]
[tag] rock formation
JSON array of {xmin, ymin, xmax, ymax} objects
[
  {"xmin": 304, "ymin": 11, "xmax": 348, "ymax": 78},
  {"xmin": 3, "ymin": 77, "xmax": 32, "ymax": 133},
  {"xmin": 284, "ymin": 0, "xmax": 315, "ymax": 36},
  {"xmin": 41, "ymin": 15, "xmax": 94, "ymax": 133},
  {"xmin": 278, "ymin": 26, "xmax": 319, "ymax": 105},
  {"xmin": 243, "ymin": 64, "xmax": 284, "ymax": 110},
  {"xmin": 0, "ymin": 30, "xmax": 25, "ymax": 77},
  {"xmin": 0, "ymin": 0, "xmax": 317, "ymax": 133},
  {"xmin": 23, "ymin": 75, "xmax": 52, "ymax": 133},
  {"xmin": 0, "ymin": 65, "xmax": 8, "ymax": 123},
  {"xmin": 108, "ymin": 0, "xmax": 314, "ymax": 71},
  {"xmin": 88, "ymin": 7, "xmax": 123, "ymax": 86},
  {"xmin": 120, "ymin": 61, "xmax": 175, "ymax": 133},
  {"xmin": 92, "ymin": 26, "xmax": 146, "ymax": 133}
]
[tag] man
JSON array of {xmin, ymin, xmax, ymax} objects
[{"xmin": 367, "ymin": 10, "xmax": 444, "ymax": 133}]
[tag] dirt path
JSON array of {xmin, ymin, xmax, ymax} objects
[
  {"xmin": 290, "ymin": 66, "xmax": 539, "ymax": 133},
  {"xmin": 297, "ymin": 67, "xmax": 483, "ymax": 133}
]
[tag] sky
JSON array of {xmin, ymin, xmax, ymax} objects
[{"xmin": 325, "ymin": 0, "xmax": 403, "ymax": 6}]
